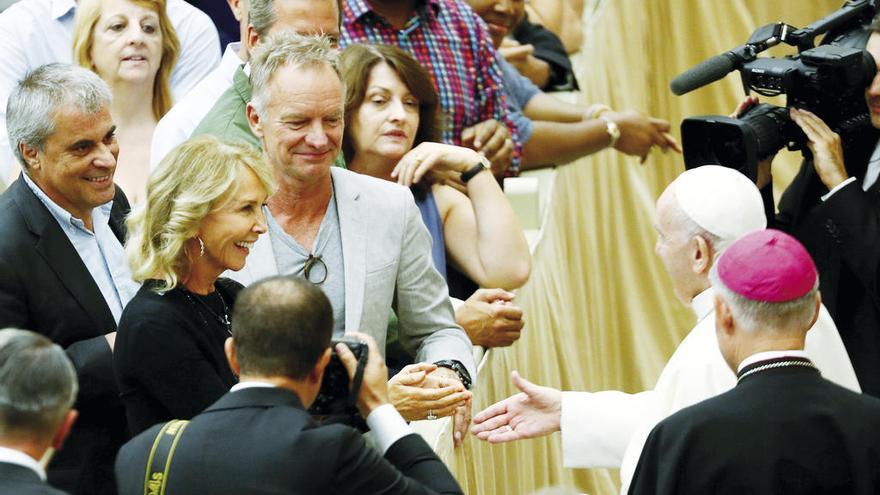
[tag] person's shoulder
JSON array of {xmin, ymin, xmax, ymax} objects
[
  {"xmin": 297, "ymin": 421, "xmax": 370, "ymax": 455},
  {"xmin": 116, "ymin": 421, "xmax": 165, "ymax": 468},
  {"xmin": 0, "ymin": 0, "xmax": 51, "ymax": 21},
  {"xmin": 0, "ymin": 181, "xmax": 39, "ymax": 251},
  {"xmin": 333, "ymin": 168, "xmax": 412, "ymax": 203},
  {"xmin": 165, "ymin": 0, "xmax": 215, "ymax": 30},
  {"xmin": 216, "ymin": 277, "xmax": 244, "ymax": 298},
  {"xmin": 118, "ymin": 284, "xmax": 187, "ymax": 332},
  {"xmin": 654, "ymin": 387, "xmax": 736, "ymax": 434},
  {"xmin": 193, "ymin": 83, "xmax": 249, "ymax": 139},
  {"xmin": 817, "ymin": 376, "xmax": 880, "ymax": 413}
]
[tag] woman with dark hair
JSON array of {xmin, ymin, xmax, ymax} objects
[{"xmin": 341, "ymin": 43, "xmax": 531, "ymax": 348}]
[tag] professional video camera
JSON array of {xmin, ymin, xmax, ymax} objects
[{"xmin": 673, "ymin": 0, "xmax": 880, "ymax": 181}]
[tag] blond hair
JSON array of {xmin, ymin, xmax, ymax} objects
[
  {"xmin": 72, "ymin": 0, "xmax": 180, "ymax": 120},
  {"xmin": 126, "ymin": 136, "xmax": 275, "ymax": 292}
]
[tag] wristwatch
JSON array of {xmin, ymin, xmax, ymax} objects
[
  {"xmin": 434, "ymin": 360, "xmax": 472, "ymax": 389},
  {"xmin": 460, "ymin": 161, "xmax": 488, "ymax": 183},
  {"xmin": 599, "ymin": 115, "xmax": 620, "ymax": 148}
]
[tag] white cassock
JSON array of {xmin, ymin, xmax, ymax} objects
[{"xmin": 559, "ymin": 287, "xmax": 861, "ymax": 493}]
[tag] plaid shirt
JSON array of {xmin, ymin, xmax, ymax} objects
[{"xmin": 341, "ymin": 0, "xmax": 521, "ymax": 172}]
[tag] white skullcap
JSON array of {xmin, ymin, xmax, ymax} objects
[{"xmin": 671, "ymin": 165, "xmax": 766, "ymax": 243}]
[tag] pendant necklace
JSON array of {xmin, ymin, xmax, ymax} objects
[{"xmin": 182, "ymin": 287, "xmax": 232, "ymax": 336}]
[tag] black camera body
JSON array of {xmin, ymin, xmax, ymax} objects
[
  {"xmin": 674, "ymin": 0, "xmax": 880, "ymax": 180},
  {"xmin": 682, "ymin": 44, "xmax": 876, "ymax": 180},
  {"xmin": 308, "ymin": 336, "xmax": 368, "ymax": 419}
]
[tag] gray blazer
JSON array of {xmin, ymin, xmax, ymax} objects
[{"xmin": 227, "ymin": 167, "xmax": 476, "ymax": 379}]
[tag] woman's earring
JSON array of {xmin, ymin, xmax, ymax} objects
[{"xmin": 197, "ymin": 237, "xmax": 206, "ymax": 257}]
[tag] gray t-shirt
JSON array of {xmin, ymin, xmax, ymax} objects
[{"xmin": 266, "ymin": 187, "xmax": 346, "ymax": 335}]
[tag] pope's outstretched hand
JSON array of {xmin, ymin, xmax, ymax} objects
[{"xmin": 471, "ymin": 371, "xmax": 562, "ymax": 443}]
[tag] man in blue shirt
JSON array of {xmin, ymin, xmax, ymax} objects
[{"xmin": 0, "ymin": 63, "xmax": 138, "ymax": 495}]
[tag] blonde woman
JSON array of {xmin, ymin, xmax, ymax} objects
[
  {"xmin": 73, "ymin": 0, "xmax": 180, "ymax": 202},
  {"xmin": 114, "ymin": 136, "xmax": 274, "ymax": 435}
]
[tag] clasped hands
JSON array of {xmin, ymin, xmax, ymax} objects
[{"xmin": 389, "ymin": 362, "xmax": 473, "ymax": 447}]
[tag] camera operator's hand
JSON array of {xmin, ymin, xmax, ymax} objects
[
  {"xmin": 388, "ymin": 363, "xmax": 471, "ymax": 424},
  {"xmin": 732, "ymin": 96, "xmax": 775, "ymax": 188},
  {"xmin": 336, "ymin": 332, "xmax": 389, "ymax": 418},
  {"xmin": 607, "ymin": 111, "xmax": 681, "ymax": 163},
  {"xmin": 790, "ymin": 108, "xmax": 849, "ymax": 190}
]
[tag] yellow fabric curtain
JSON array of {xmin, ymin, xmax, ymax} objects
[{"xmin": 444, "ymin": 1, "xmax": 845, "ymax": 493}]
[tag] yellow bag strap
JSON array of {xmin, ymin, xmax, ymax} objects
[{"xmin": 143, "ymin": 419, "xmax": 190, "ymax": 495}]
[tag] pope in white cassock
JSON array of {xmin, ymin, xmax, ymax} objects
[{"xmin": 470, "ymin": 165, "xmax": 861, "ymax": 493}]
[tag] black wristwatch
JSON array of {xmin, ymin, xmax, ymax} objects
[
  {"xmin": 460, "ymin": 162, "xmax": 487, "ymax": 183},
  {"xmin": 434, "ymin": 360, "xmax": 472, "ymax": 389}
]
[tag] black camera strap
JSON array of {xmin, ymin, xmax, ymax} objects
[
  {"xmin": 346, "ymin": 347, "xmax": 369, "ymax": 410},
  {"xmin": 144, "ymin": 419, "xmax": 190, "ymax": 495}
]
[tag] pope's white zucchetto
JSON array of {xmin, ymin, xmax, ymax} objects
[{"xmin": 672, "ymin": 165, "xmax": 766, "ymax": 243}]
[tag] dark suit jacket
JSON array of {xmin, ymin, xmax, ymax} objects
[
  {"xmin": 115, "ymin": 387, "xmax": 464, "ymax": 495},
  {"xmin": 0, "ymin": 462, "xmax": 68, "ymax": 495},
  {"xmin": 629, "ymin": 361, "xmax": 880, "ymax": 495},
  {"xmin": 764, "ymin": 133, "xmax": 880, "ymax": 396},
  {"xmin": 0, "ymin": 177, "xmax": 131, "ymax": 494}
]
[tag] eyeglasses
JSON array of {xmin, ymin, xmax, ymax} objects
[{"xmin": 303, "ymin": 254, "xmax": 328, "ymax": 284}]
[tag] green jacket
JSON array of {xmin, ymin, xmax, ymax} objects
[{"xmin": 193, "ymin": 65, "xmax": 260, "ymax": 149}]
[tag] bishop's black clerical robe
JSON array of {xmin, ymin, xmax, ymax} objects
[{"xmin": 628, "ymin": 359, "xmax": 880, "ymax": 495}]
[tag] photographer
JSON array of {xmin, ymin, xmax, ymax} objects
[
  {"xmin": 115, "ymin": 276, "xmax": 463, "ymax": 495},
  {"xmin": 741, "ymin": 17, "xmax": 880, "ymax": 397}
]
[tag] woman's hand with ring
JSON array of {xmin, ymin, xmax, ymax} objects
[
  {"xmin": 388, "ymin": 362, "xmax": 472, "ymax": 421},
  {"xmin": 391, "ymin": 142, "xmax": 484, "ymax": 187}
]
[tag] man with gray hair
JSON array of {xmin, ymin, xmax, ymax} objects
[
  {"xmin": 0, "ymin": 63, "xmax": 137, "ymax": 494},
  {"xmin": 0, "ymin": 329, "xmax": 78, "ymax": 495},
  {"xmin": 471, "ymin": 165, "xmax": 860, "ymax": 491},
  {"xmin": 228, "ymin": 32, "xmax": 477, "ymax": 445},
  {"xmin": 188, "ymin": 0, "xmax": 341, "ymax": 154},
  {"xmin": 629, "ymin": 230, "xmax": 880, "ymax": 494}
]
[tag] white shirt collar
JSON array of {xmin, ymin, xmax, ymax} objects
[
  {"xmin": 737, "ymin": 350, "xmax": 810, "ymax": 373},
  {"xmin": 51, "ymin": 0, "xmax": 76, "ymax": 19},
  {"xmin": 21, "ymin": 172, "xmax": 113, "ymax": 231},
  {"xmin": 0, "ymin": 446, "xmax": 46, "ymax": 480},
  {"xmin": 223, "ymin": 42, "xmax": 245, "ymax": 65},
  {"xmin": 690, "ymin": 287, "xmax": 715, "ymax": 322},
  {"xmin": 230, "ymin": 381, "xmax": 276, "ymax": 392}
]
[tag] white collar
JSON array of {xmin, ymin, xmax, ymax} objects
[
  {"xmin": 737, "ymin": 350, "xmax": 810, "ymax": 373},
  {"xmin": 690, "ymin": 287, "xmax": 715, "ymax": 322},
  {"xmin": 230, "ymin": 381, "xmax": 276, "ymax": 392},
  {"xmin": 226, "ymin": 43, "xmax": 244, "ymax": 61},
  {"xmin": 51, "ymin": 0, "xmax": 76, "ymax": 19},
  {"xmin": 0, "ymin": 446, "xmax": 46, "ymax": 480}
]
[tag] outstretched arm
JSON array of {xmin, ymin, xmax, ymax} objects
[
  {"xmin": 471, "ymin": 371, "xmax": 562, "ymax": 442},
  {"xmin": 521, "ymin": 110, "xmax": 680, "ymax": 170}
]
